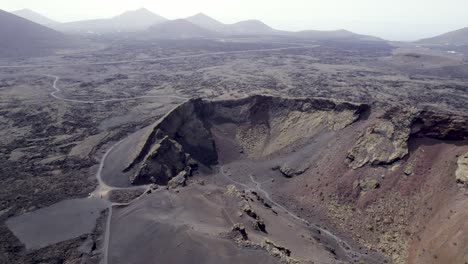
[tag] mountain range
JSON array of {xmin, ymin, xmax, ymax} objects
[
  {"xmin": 5, "ymin": 8, "xmax": 468, "ymax": 44},
  {"xmin": 0, "ymin": 9, "xmax": 72, "ymax": 57},
  {"xmin": 4, "ymin": 7, "xmax": 468, "ymax": 58},
  {"xmin": 185, "ymin": 13, "xmax": 225, "ymax": 32},
  {"xmin": 6, "ymin": 8, "xmax": 382, "ymax": 41}
]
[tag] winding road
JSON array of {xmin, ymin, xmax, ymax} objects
[{"xmin": 47, "ymin": 75, "xmax": 188, "ymax": 104}]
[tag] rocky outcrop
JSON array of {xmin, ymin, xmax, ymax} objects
[
  {"xmin": 125, "ymin": 99, "xmax": 218, "ymax": 173},
  {"xmin": 347, "ymin": 108, "xmax": 415, "ymax": 169},
  {"xmin": 411, "ymin": 111, "xmax": 468, "ymax": 140},
  {"xmin": 253, "ymin": 219, "xmax": 267, "ymax": 233},
  {"xmin": 130, "ymin": 136, "xmax": 194, "ymax": 185},
  {"xmin": 124, "ymin": 99, "xmax": 217, "ymax": 185},
  {"xmin": 273, "ymin": 165, "xmax": 309, "ymax": 178},
  {"xmin": 347, "ymin": 108, "xmax": 467, "ymax": 169},
  {"xmin": 231, "ymin": 223, "xmax": 248, "ymax": 240},
  {"xmin": 456, "ymin": 153, "xmax": 468, "ymax": 184},
  {"xmin": 261, "ymin": 239, "xmax": 299, "ymax": 264}
]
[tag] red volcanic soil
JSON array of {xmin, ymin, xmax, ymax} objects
[{"xmin": 271, "ymin": 113, "xmax": 468, "ymax": 264}]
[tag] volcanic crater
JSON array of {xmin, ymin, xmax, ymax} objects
[{"xmin": 100, "ymin": 95, "xmax": 467, "ymax": 264}]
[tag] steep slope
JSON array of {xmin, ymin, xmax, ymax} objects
[
  {"xmin": 147, "ymin": 19, "xmax": 216, "ymax": 39},
  {"xmin": 57, "ymin": 8, "xmax": 167, "ymax": 34},
  {"xmin": 11, "ymin": 9, "xmax": 58, "ymax": 26},
  {"xmin": 418, "ymin": 27, "xmax": 468, "ymax": 45},
  {"xmin": 185, "ymin": 13, "xmax": 225, "ymax": 32},
  {"xmin": 0, "ymin": 9, "xmax": 70, "ymax": 57}
]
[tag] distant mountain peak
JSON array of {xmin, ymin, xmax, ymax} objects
[
  {"xmin": 186, "ymin": 12, "xmax": 224, "ymax": 31},
  {"xmin": 111, "ymin": 8, "xmax": 167, "ymax": 27},
  {"xmin": 233, "ymin": 19, "xmax": 272, "ymax": 28},
  {"xmin": 132, "ymin": 7, "xmax": 155, "ymax": 15},
  {"xmin": 227, "ymin": 19, "xmax": 274, "ymax": 34},
  {"xmin": 188, "ymin": 13, "xmax": 217, "ymax": 20},
  {"xmin": 191, "ymin": 13, "xmax": 214, "ymax": 19},
  {"xmin": 115, "ymin": 7, "xmax": 163, "ymax": 19}
]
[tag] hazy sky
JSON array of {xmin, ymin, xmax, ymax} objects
[{"xmin": 2, "ymin": 0, "xmax": 468, "ymax": 41}]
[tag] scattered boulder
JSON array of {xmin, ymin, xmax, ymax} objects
[
  {"xmin": 231, "ymin": 223, "xmax": 248, "ymax": 240},
  {"xmin": 242, "ymin": 204, "xmax": 258, "ymax": 219},
  {"xmin": 261, "ymin": 239, "xmax": 299, "ymax": 264},
  {"xmin": 273, "ymin": 165, "xmax": 307, "ymax": 178},
  {"xmin": 167, "ymin": 170, "xmax": 188, "ymax": 189},
  {"xmin": 226, "ymin": 185, "xmax": 244, "ymax": 198},
  {"xmin": 354, "ymin": 178, "xmax": 380, "ymax": 192},
  {"xmin": 145, "ymin": 184, "xmax": 159, "ymax": 194},
  {"xmin": 253, "ymin": 219, "xmax": 267, "ymax": 233},
  {"xmin": 279, "ymin": 166, "xmax": 295, "ymax": 178},
  {"xmin": 262, "ymin": 239, "xmax": 291, "ymax": 257},
  {"xmin": 403, "ymin": 165, "xmax": 413, "ymax": 176},
  {"xmin": 251, "ymin": 191, "xmax": 273, "ymax": 209}
]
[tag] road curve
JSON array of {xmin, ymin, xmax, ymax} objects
[
  {"xmin": 0, "ymin": 45, "xmax": 317, "ymax": 69},
  {"xmin": 91, "ymin": 138, "xmax": 152, "ymax": 264},
  {"xmin": 46, "ymin": 75, "xmax": 188, "ymax": 104}
]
